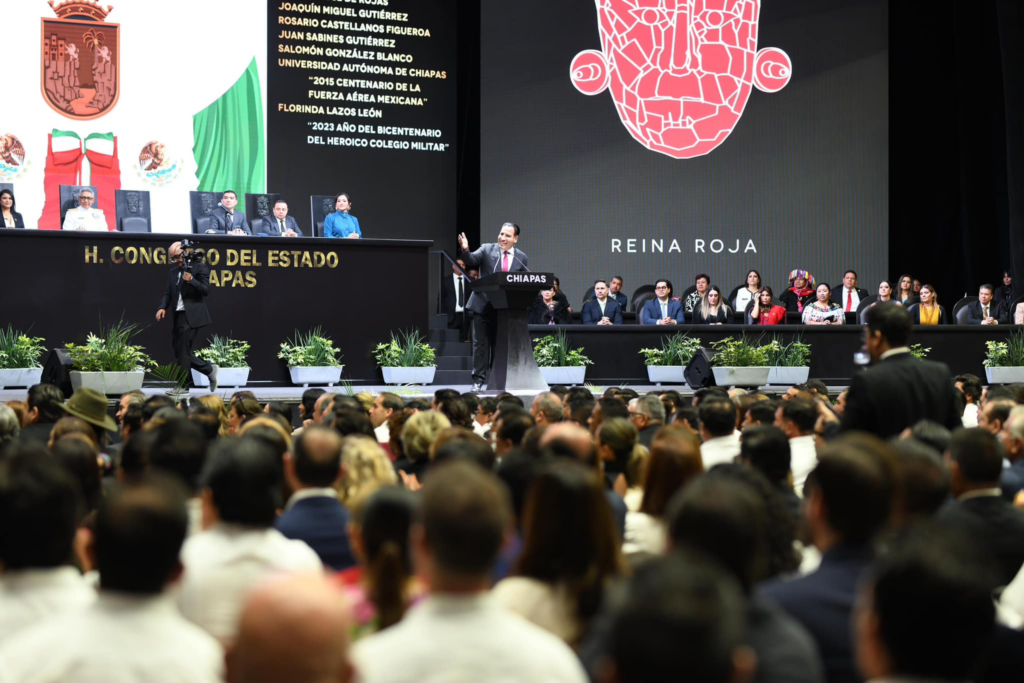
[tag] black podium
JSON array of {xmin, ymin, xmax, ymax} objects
[{"xmin": 470, "ymin": 272, "xmax": 553, "ymax": 392}]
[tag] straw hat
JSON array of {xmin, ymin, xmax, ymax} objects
[{"xmin": 60, "ymin": 387, "xmax": 118, "ymax": 432}]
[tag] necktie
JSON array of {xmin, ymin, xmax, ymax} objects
[
  {"xmin": 501, "ymin": 251, "xmax": 509, "ymax": 272},
  {"xmin": 280, "ymin": 219, "xmax": 285, "ymax": 234},
  {"xmin": 846, "ymin": 291, "xmax": 852, "ymax": 312},
  {"xmin": 985, "ymin": 304, "xmax": 990, "ymax": 318},
  {"xmin": 226, "ymin": 212, "xmax": 233, "ymax": 230},
  {"xmin": 661, "ymin": 302, "xmax": 667, "ymax": 319},
  {"xmin": 457, "ymin": 276, "xmax": 464, "ymax": 307}
]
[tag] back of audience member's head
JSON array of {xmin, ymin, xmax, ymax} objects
[
  {"xmin": 744, "ymin": 400, "xmax": 777, "ymax": 427},
  {"xmin": 541, "ymin": 421, "xmax": 598, "ymax": 468},
  {"xmin": 567, "ymin": 397, "xmax": 596, "ymax": 427},
  {"xmin": 27, "ymin": 383, "xmax": 66, "ymax": 424},
  {"xmin": 856, "ymin": 526, "xmax": 996, "ymax": 682},
  {"xmin": 264, "ymin": 401, "xmax": 292, "ymax": 426},
  {"xmin": 616, "ymin": 388, "xmax": 640, "ymax": 403},
  {"xmin": 496, "ymin": 409, "xmax": 534, "ymax": 450},
  {"xmin": 202, "ymin": 437, "xmax": 284, "ymax": 527},
  {"xmin": 597, "ymin": 396, "xmax": 629, "ymax": 423},
  {"xmin": 232, "ymin": 398, "xmax": 264, "ymax": 426},
  {"xmin": 948, "ymin": 427, "xmax": 1003, "ymax": 490},
  {"xmin": 437, "ymin": 396, "xmax": 474, "ymax": 429},
  {"xmin": 641, "ymin": 433, "xmax": 703, "ymax": 518},
  {"xmin": 564, "ymin": 386, "xmax": 593, "ymax": 404},
  {"xmin": 300, "ymin": 388, "xmax": 327, "ymax": 422},
  {"xmin": 908, "ymin": 420, "xmax": 952, "ymax": 455},
  {"xmin": 694, "ymin": 386, "xmax": 729, "ymax": 406},
  {"xmin": 806, "ymin": 436, "xmax": 897, "ymax": 545},
  {"xmin": 496, "ymin": 396, "xmax": 524, "ymax": 417},
  {"xmin": 401, "ymin": 410, "xmax": 451, "ymax": 462},
  {"xmin": 196, "ymin": 395, "xmax": 230, "ymax": 436},
  {"xmin": 889, "ymin": 439, "xmax": 949, "ymax": 521},
  {"xmin": 51, "ymin": 435, "xmax": 102, "ymax": 515},
  {"xmin": 386, "ymin": 409, "xmax": 414, "ymax": 461},
  {"xmin": 608, "ymin": 549, "xmax": 752, "ymax": 683},
  {"xmin": 516, "ymin": 460, "xmax": 624, "ymax": 629},
  {"xmin": 634, "ymin": 394, "xmax": 666, "ymax": 426},
  {"xmin": 431, "ymin": 428, "xmax": 496, "ymax": 471},
  {"xmin": 740, "ymin": 425, "xmax": 791, "ymax": 486},
  {"xmin": 865, "ymin": 301, "xmax": 912, "ymax": 348},
  {"xmin": 954, "ymin": 374, "xmax": 983, "ymax": 405},
  {"xmin": 95, "ymin": 475, "xmax": 188, "ymax": 594},
  {"xmin": 142, "ymin": 394, "xmax": 176, "ymax": 423},
  {"xmin": 148, "ymin": 419, "xmax": 208, "ymax": 495},
  {"xmin": 671, "ymin": 405, "xmax": 700, "ymax": 431},
  {"xmin": 496, "ymin": 449, "xmax": 542, "ymax": 525},
  {"xmin": 418, "ymin": 461, "xmax": 510, "ymax": 581},
  {"xmin": 47, "ymin": 416, "xmax": 99, "ymax": 451},
  {"xmin": 667, "ymin": 472, "xmax": 765, "ymax": 592},
  {"xmin": 339, "ymin": 435, "xmax": 396, "ymax": 504},
  {"xmin": 119, "ymin": 430, "xmax": 158, "ymax": 479},
  {"xmin": 353, "ymin": 392, "xmax": 375, "ymax": 415},
  {"xmin": 0, "ymin": 405, "xmax": 19, "ymax": 446},
  {"xmin": 406, "ymin": 398, "xmax": 431, "ymax": 412},
  {"xmin": 460, "ymin": 391, "xmax": 480, "ymax": 414},
  {"xmin": 777, "ymin": 398, "xmax": 817, "ymax": 437},
  {"xmin": 598, "ymin": 417, "xmax": 640, "ymax": 476},
  {"xmin": 331, "ymin": 407, "xmax": 375, "ymax": 438},
  {"xmin": 291, "ymin": 426, "xmax": 343, "ymax": 488},
  {"xmin": 699, "ymin": 399, "xmax": 737, "ymax": 439},
  {"xmin": 0, "ymin": 451, "xmax": 82, "ymax": 570},
  {"xmin": 238, "ymin": 418, "xmax": 293, "ymax": 463},
  {"xmin": 433, "ymin": 388, "xmax": 461, "ymax": 409},
  {"xmin": 231, "ymin": 390, "xmax": 257, "ymax": 406},
  {"xmin": 532, "ymin": 392, "xmax": 563, "ymax": 424},
  {"xmin": 187, "ymin": 404, "xmax": 221, "ymax": 442},
  {"xmin": 659, "ymin": 390, "xmax": 682, "ymax": 415},
  {"xmin": 805, "ymin": 379, "xmax": 829, "ymax": 399},
  {"xmin": 351, "ymin": 486, "xmax": 418, "ymax": 630}
]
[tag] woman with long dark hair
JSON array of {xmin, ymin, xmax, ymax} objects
[
  {"xmin": 324, "ymin": 192, "xmax": 361, "ymax": 238},
  {"xmin": 0, "ymin": 189, "xmax": 24, "ymax": 229},
  {"xmin": 493, "ymin": 460, "xmax": 626, "ymax": 645},
  {"xmin": 895, "ymin": 274, "xmax": 915, "ymax": 305},
  {"xmin": 693, "ymin": 285, "xmax": 732, "ymax": 324},
  {"xmin": 750, "ymin": 286, "xmax": 787, "ymax": 325},
  {"xmin": 732, "ymin": 269, "xmax": 762, "ymax": 312}
]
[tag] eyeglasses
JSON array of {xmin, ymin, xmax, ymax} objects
[{"xmin": 79, "ymin": 196, "xmax": 94, "ymax": 201}]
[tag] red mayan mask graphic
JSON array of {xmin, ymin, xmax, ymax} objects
[{"xmin": 571, "ymin": 0, "xmax": 792, "ymax": 159}]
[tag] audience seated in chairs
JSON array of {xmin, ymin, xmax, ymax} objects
[
  {"xmin": 965, "ymin": 284, "xmax": 1008, "ymax": 325},
  {"xmin": 836, "ymin": 270, "xmax": 868, "ymax": 314},
  {"xmin": 608, "ymin": 275, "xmax": 628, "ymax": 309},
  {"xmin": 905, "ymin": 284, "xmax": 948, "ymax": 325},
  {"xmin": 581, "ymin": 279, "xmax": 623, "ymax": 325}
]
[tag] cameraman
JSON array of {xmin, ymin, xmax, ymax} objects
[{"xmin": 156, "ymin": 241, "xmax": 219, "ymax": 391}]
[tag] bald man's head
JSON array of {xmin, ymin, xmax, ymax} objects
[
  {"xmin": 540, "ymin": 421, "xmax": 596, "ymax": 464},
  {"xmin": 227, "ymin": 573, "xmax": 353, "ymax": 683},
  {"xmin": 291, "ymin": 426, "xmax": 343, "ymax": 488}
]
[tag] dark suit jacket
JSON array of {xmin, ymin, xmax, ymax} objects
[
  {"xmin": 528, "ymin": 297, "xmax": 571, "ymax": 325},
  {"xmin": 609, "ymin": 291, "xmax": 628, "ymax": 310},
  {"xmin": 780, "ymin": 290, "xmax": 815, "ymax": 313},
  {"xmin": 905, "ymin": 303, "xmax": 948, "ymax": 325},
  {"xmin": 760, "ymin": 543, "xmax": 874, "ymax": 683},
  {"xmin": 158, "ymin": 263, "xmax": 212, "ymax": 328},
  {"xmin": 274, "ymin": 495, "xmax": 356, "ymax": 571},
  {"xmin": 1001, "ymin": 459, "xmax": 1024, "ymax": 501},
  {"xmin": 840, "ymin": 352, "xmax": 960, "ymax": 438},
  {"xmin": 209, "ymin": 206, "xmax": 250, "ymax": 234},
  {"xmin": 3, "ymin": 210, "xmax": 24, "ymax": 229},
  {"xmin": 640, "ymin": 298, "xmax": 684, "ymax": 325},
  {"xmin": 746, "ymin": 599, "xmax": 826, "ymax": 683},
  {"xmin": 18, "ymin": 421, "xmax": 55, "ymax": 445},
  {"xmin": 259, "ymin": 215, "xmax": 303, "ymax": 236},
  {"xmin": 440, "ymin": 273, "xmax": 469, "ymax": 324},
  {"xmin": 458, "ymin": 243, "xmax": 529, "ymax": 314},
  {"xmin": 937, "ymin": 494, "xmax": 1024, "ymax": 588},
  {"xmin": 581, "ymin": 298, "xmax": 623, "ymax": 325},
  {"xmin": 965, "ymin": 300, "xmax": 1008, "ymax": 324},
  {"xmin": 835, "ymin": 287, "xmax": 868, "ymax": 311}
]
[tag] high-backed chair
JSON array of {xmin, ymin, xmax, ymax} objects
[
  {"xmin": 115, "ymin": 189, "xmax": 151, "ymax": 232},
  {"xmin": 581, "ymin": 286, "xmax": 596, "ymax": 306},
  {"xmin": 631, "ymin": 285, "xmax": 656, "ymax": 313},
  {"xmin": 59, "ymin": 185, "xmax": 99, "ymax": 227},
  {"xmin": 1006, "ymin": 295, "xmax": 1024, "ymax": 325},
  {"xmin": 953, "ymin": 296, "xmax": 978, "ymax": 324},
  {"xmin": 245, "ymin": 192, "xmax": 281, "ymax": 234},
  {"xmin": 310, "ymin": 195, "xmax": 336, "ymax": 238},
  {"xmin": 855, "ymin": 294, "xmax": 878, "ymax": 324},
  {"xmin": 189, "ymin": 191, "xmax": 222, "ymax": 234},
  {"xmin": 744, "ymin": 298, "xmax": 787, "ymax": 325}
]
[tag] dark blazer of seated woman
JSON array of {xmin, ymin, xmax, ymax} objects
[
  {"xmin": 692, "ymin": 307, "xmax": 731, "ymax": 324},
  {"xmin": 905, "ymin": 303, "xmax": 948, "ymax": 325},
  {"xmin": 1, "ymin": 210, "xmax": 25, "ymax": 229},
  {"xmin": 528, "ymin": 295, "xmax": 571, "ymax": 325}
]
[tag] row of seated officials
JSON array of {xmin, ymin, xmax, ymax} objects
[{"xmin": 522, "ymin": 269, "xmax": 1024, "ymax": 326}]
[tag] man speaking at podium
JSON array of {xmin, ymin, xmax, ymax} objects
[
  {"xmin": 155, "ymin": 241, "xmax": 219, "ymax": 392},
  {"xmin": 458, "ymin": 223, "xmax": 529, "ymax": 392}
]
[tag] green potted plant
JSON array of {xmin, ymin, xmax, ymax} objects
[
  {"xmin": 984, "ymin": 330, "xmax": 1024, "ymax": 384},
  {"xmin": 710, "ymin": 335, "xmax": 771, "ymax": 388},
  {"xmin": 374, "ymin": 329, "xmax": 437, "ymax": 385},
  {"xmin": 533, "ymin": 329, "xmax": 593, "ymax": 386},
  {"xmin": 766, "ymin": 335, "xmax": 812, "ymax": 385},
  {"xmin": 909, "ymin": 344, "xmax": 931, "ymax": 360},
  {"xmin": 279, "ymin": 327, "xmax": 344, "ymax": 387},
  {"xmin": 0, "ymin": 326, "xmax": 47, "ymax": 390},
  {"xmin": 194, "ymin": 335, "xmax": 251, "ymax": 388},
  {"xmin": 63, "ymin": 318, "xmax": 156, "ymax": 395},
  {"xmin": 639, "ymin": 332, "xmax": 703, "ymax": 384}
]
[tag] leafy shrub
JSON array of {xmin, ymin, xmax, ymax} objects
[
  {"xmin": 534, "ymin": 330, "xmax": 593, "ymax": 368},
  {"xmin": 279, "ymin": 327, "xmax": 343, "ymax": 367}
]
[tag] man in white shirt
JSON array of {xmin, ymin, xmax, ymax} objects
[
  {"xmin": 353, "ymin": 462, "xmax": 587, "ymax": 683},
  {"xmin": 954, "ymin": 374, "xmax": 982, "ymax": 428},
  {"xmin": 775, "ymin": 398, "xmax": 820, "ymax": 497},
  {"xmin": 698, "ymin": 398, "xmax": 741, "ymax": 467},
  {"xmin": 0, "ymin": 451, "xmax": 95, "ymax": 642},
  {"xmin": 473, "ymin": 396, "xmax": 497, "ymax": 438},
  {"xmin": 61, "ymin": 188, "xmax": 108, "ymax": 231},
  {"xmin": 0, "ymin": 477, "xmax": 223, "ymax": 682},
  {"xmin": 227, "ymin": 574, "xmax": 354, "ymax": 683},
  {"xmin": 369, "ymin": 392, "xmax": 404, "ymax": 443},
  {"xmin": 179, "ymin": 437, "xmax": 322, "ymax": 643}
]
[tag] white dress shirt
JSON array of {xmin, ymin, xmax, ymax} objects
[
  {"xmin": 472, "ymin": 420, "xmax": 491, "ymax": 438},
  {"xmin": 374, "ymin": 422, "xmax": 391, "ymax": 443},
  {"xmin": 0, "ymin": 567, "xmax": 95, "ymax": 642},
  {"xmin": 61, "ymin": 207, "xmax": 107, "ymax": 231},
  {"xmin": 840, "ymin": 287, "xmax": 861, "ymax": 311},
  {"xmin": 622, "ymin": 511, "xmax": 668, "ymax": 560},
  {"xmin": 178, "ymin": 523, "xmax": 322, "ymax": 641},
  {"xmin": 700, "ymin": 432, "xmax": 742, "ymax": 468},
  {"xmin": 789, "ymin": 435, "xmax": 819, "ymax": 497},
  {"xmin": 0, "ymin": 592, "xmax": 223, "ymax": 683},
  {"xmin": 492, "ymin": 578, "xmax": 581, "ymax": 643},
  {"xmin": 353, "ymin": 593, "xmax": 587, "ymax": 683},
  {"xmin": 962, "ymin": 403, "xmax": 979, "ymax": 428},
  {"xmin": 452, "ymin": 273, "xmax": 466, "ymax": 313},
  {"xmin": 284, "ymin": 487, "xmax": 337, "ymax": 512}
]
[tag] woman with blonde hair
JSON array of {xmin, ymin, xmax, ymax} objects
[
  {"xmin": 394, "ymin": 411, "xmax": 451, "ymax": 482},
  {"xmin": 195, "ymin": 395, "xmax": 230, "ymax": 436},
  {"xmin": 596, "ymin": 417, "xmax": 644, "ymax": 498},
  {"xmin": 338, "ymin": 435, "xmax": 397, "ymax": 505},
  {"xmin": 353, "ymin": 392, "xmax": 375, "ymax": 415}
]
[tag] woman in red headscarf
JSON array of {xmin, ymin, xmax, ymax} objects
[{"xmin": 780, "ymin": 270, "xmax": 816, "ymax": 313}]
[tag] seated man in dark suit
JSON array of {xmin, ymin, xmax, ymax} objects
[
  {"xmin": 760, "ymin": 437, "xmax": 896, "ymax": 683},
  {"xmin": 937, "ymin": 428, "xmax": 1024, "ymax": 589},
  {"xmin": 18, "ymin": 383, "xmax": 66, "ymax": 445},
  {"xmin": 841, "ymin": 303, "xmax": 961, "ymax": 438},
  {"xmin": 965, "ymin": 284, "xmax": 1008, "ymax": 325},
  {"xmin": 836, "ymin": 270, "xmax": 869, "ymax": 314},
  {"xmin": 275, "ymin": 426, "xmax": 355, "ymax": 571},
  {"xmin": 608, "ymin": 275, "xmax": 628, "ymax": 309},
  {"xmin": 259, "ymin": 200, "xmax": 302, "ymax": 237},
  {"xmin": 581, "ymin": 279, "xmax": 623, "ymax": 325},
  {"xmin": 640, "ymin": 279, "xmax": 685, "ymax": 325},
  {"xmin": 208, "ymin": 190, "xmax": 250, "ymax": 235}
]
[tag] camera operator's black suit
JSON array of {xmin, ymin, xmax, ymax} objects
[{"xmin": 159, "ymin": 259, "xmax": 213, "ymax": 386}]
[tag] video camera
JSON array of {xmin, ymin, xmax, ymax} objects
[{"xmin": 178, "ymin": 239, "xmax": 205, "ymax": 271}]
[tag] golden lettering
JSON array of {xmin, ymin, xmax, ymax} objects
[
  {"xmin": 155, "ymin": 248, "xmax": 168, "ymax": 265},
  {"xmin": 326, "ymin": 252, "xmax": 338, "ymax": 268},
  {"xmin": 239, "ymin": 250, "xmax": 253, "ymax": 267},
  {"xmin": 268, "ymin": 250, "xmax": 279, "ymax": 267},
  {"xmin": 85, "ymin": 246, "xmax": 99, "ymax": 264},
  {"xmin": 226, "ymin": 249, "xmax": 239, "ymax": 267},
  {"xmin": 253, "ymin": 252, "xmax": 263, "ymax": 267},
  {"xmin": 245, "ymin": 271, "xmax": 257, "ymax": 288},
  {"xmin": 301, "ymin": 251, "xmax": 313, "ymax": 268},
  {"xmin": 313, "ymin": 252, "xmax": 326, "ymax": 267},
  {"xmin": 125, "ymin": 246, "xmax": 138, "ymax": 264},
  {"xmin": 206, "ymin": 248, "xmax": 220, "ymax": 266},
  {"xmin": 280, "ymin": 251, "xmax": 291, "ymax": 267},
  {"xmin": 290, "ymin": 250, "xmax": 302, "ymax": 265},
  {"xmin": 209, "ymin": 270, "xmax": 220, "ymax": 287},
  {"xmin": 139, "ymin": 247, "xmax": 152, "ymax": 265},
  {"xmin": 110, "ymin": 246, "xmax": 124, "ymax": 264},
  {"xmin": 231, "ymin": 270, "xmax": 245, "ymax": 287}
]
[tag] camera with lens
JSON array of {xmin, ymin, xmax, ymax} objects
[{"xmin": 179, "ymin": 239, "xmax": 205, "ymax": 270}]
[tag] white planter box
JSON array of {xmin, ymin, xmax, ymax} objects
[
  {"xmin": 712, "ymin": 366, "xmax": 771, "ymax": 388},
  {"xmin": 0, "ymin": 368, "xmax": 43, "ymax": 390},
  {"xmin": 192, "ymin": 368, "xmax": 250, "ymax": 388},
  {"xmin": 288, "ymin": 366, "xmax": 343, "ymax": 387},
  {"xmin": 540, "ymin": 366, "xmax": 587, "ymax": 386},
  {"xmin": 382, "ymin": 367, "xmax": 436, "ymax": 385},
  {"xmin": 767, "ymin": 367, "xmax": 810, "ymax": 385},
  {"xmin": 70, "ymin": 371, "xmax": 145, "ymax": 395},
  {"xmin": 646, "ymin": 366, "xmax": 686, "ymax": 385},
  {"xmin": 985, "ymin": 367, "xmax": 1024, "ymax": 384}
]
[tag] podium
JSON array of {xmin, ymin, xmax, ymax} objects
[{"xmin": 470, "ymin": 272, "xmax": 553, "ymax": 392}]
